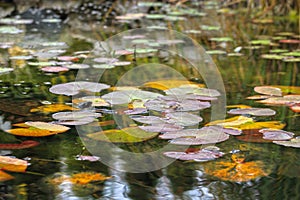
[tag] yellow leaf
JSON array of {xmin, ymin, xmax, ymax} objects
[
  {"xmin": 25, "ymin": 122, "xmax": 70, "ymax": 133},
  {"xmin": 0, "ymin": 170, "xmax": 14, "ymax": 182},
  {"xmin": 142, "ymin": 80, "xmax": 205, "ymax": 91},
  {"xmin": 30, "ymin": 104, "xmax": 78, "ymax": 113},
  {"xmin": 70, "ymin": 172, "xmax": 111, "ymax": 185},
  {"xmin": 206, "ymin": 116, "xmax": 254, "ymax": 127},
  {"xmin": 227, "ymin": 104, "xmax": 252, "ymax": 109},
  {"xmin": 128, "ymin": 99, "xmax": 145, "ymax": 109},
  {"xmin": 7, "ymin": 128, "xmax": 57, "ymax": 137},
  {"xmin": 233, "ymin": 121, "xmax": 285, "ymax": 130},
  {"xmin": 0, "ymin": 156, "xmax": 28, "ymax": 172}
]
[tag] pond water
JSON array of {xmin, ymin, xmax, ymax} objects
[{"xmin": 0, "ymin": 0, "xmax": 299, "ymax": 199}]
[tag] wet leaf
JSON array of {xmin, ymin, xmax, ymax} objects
[
  {"xmin": 7, "ymin": 128, "xmax": 56, "ymax": 137},
  {"xmin": 273, "ymin": 137, "xmax": 300, "ymax": 148},
  {"xmin": 0, "ymin": 156, "xmax": 27, "ymax": 172},
  {"xmin": 130, "ymin": 115, "xmax": 164, "ymax": 124},
  {"xmin": 236, "ymin": 129, "xmax": 271, "ymax": 143},
  {"xmin": 260, "ymin": 129, "xmax": 294, "ymax": 140},
  {"xmin": 206, "ymin": 116, "xmax": 254, "ymax": 127},
  {"xmin": 124, "ymin": 108, "xmax": 148, "ymax": 115},
  {"xmin": 250, "ymin": 40, "xmax": 271, "ymax": 45},
  {"xmin": 52, "ymin": 111, "xmax": 101, "ymax": 121},
  {"xmin": 30, "ymin": 104, "xmax": 77, "ymax": 113},
  {"xmin": 210, "ymin": 37, "xmax": 233, "ymax": 42},
  {"xmin": 87, "ymin": 127, "xmax": 158, "ymax": 143},
  {"xmin": 204, "ymin": 160, "xmax": 270, "ymax": 182},
  {"xmin": 246, "ymin": 95, "xmax": 271, "ymax": 100},
  {"xmin": 164, "ymin": 112, "xmax": 203, "ymax": 126},
  {"xmin": 0, "ymin": 170, "xmax": 14, "ymax": 181},
  {"xmin": 0, "ymin": 140, "xmax": 39, "ymax": 149},
  {"xmin": 227, "ymin": 108, "xmax": 276, "ymax": 116},
  {"xmin": 102, "ymin": 90, "xmax": 162, "ymax": 105},
  {"xmin": 258, "ymin": 95, "xmax": 300, "ymax": 105},
  {"xmin": 49, "ymin": 81, "xmax": 110, "ymax": 96},
  {"xmin": 227, "ymin": 105, "xmax": 252, "ymax": 109},
  {"xmin": 163, "ymin": 148, "xmax": 224, "ymax": 161},
  {"xmin": 261, "ymin": 54, "xmax": 286, "ymax": 60},
  {"xmin": 254, "ymin": 86, "xmax": 282, "ymax": 96},
  {"xmin": 72, "ymin": 96, "xmax": 109, "ymax": 107},
  {"xmin": 41, "ymin": 66, "xmax": 69, "ymax": 73},
  {"xmin": 165, "ymin": 86, "xmax": 220, "ymax": 97},
  {"xmin": 75, "ymin": 155, "xmax": 101, "ymax": 162},
  {"xmin": 201, "ymin": 126, "xmax": 242, "ymax": 135},
  {"xmin": 25, "ymin": 122, "xmax": 70, "ymax": 133},
  {"xmin": 139, "ymin": 123, "xmax": 183, "ymax": 132},
  {"xmin": 64, "ymin": 64, "xmax": 90, "ymax": 69},
  {"xmin": 206, "ymin": 50, "xmax": 227, "ymax": 55},
  {"xmin": 142, "ymin": 80, "xmax": 205, "ymax": 91}
]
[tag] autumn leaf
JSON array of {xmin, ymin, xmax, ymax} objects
[
  {"xmin": 25, "ymin": 122, "xmax": 70, "ymax": 133},
  {"xmin": 7, "ymin": 128, "xmax": 56, "ymax": 137},
  {"xmin": 0, "ymin": 170, "xmax": 14, "ymax": 182},
  {"xmin": 206, "ymin": 116, "xmax": 254, "ymax": 127},
  {"xmin": 0, "ymin": 156, "xmax": 28, "ymax": 172},
  {"xmin": 0, "ymin": 140, "xmax": 39, "ymax": 149},
  {"xmin": 142, "ymin": 80, "xmax": 205, "ymax": 91},
  {"xmin": 30, "ymin": 104, "xmax": 78, "ymax": 113},
  {"xmin": 227, "ymin": 104, "xmax": 252, "ymax": 109},
  {"xmin": 70, "ymin": 172, "xmax": 111, "ymax": 185}
]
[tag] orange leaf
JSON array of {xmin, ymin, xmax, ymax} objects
[
  {"xmin": 0, "ymin": 156, "xmax": 28, "ymax": 172},
  {"xmin": 0, "ymin": 140, "xmax": 40, "ymax": 149},
  {"xmin": 0, "ymin": 170, "xmax": 14, "ymax": 182},
  {"xmin": 70, "ymin": 172, "xmax": 111, "ymax": 185},
  {"xmin": 7, "ymin": 128, "xmax": 57, "ymax": 137}
]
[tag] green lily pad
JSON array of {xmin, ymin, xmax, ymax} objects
[
  {"xmin": 87, "ymin": 127, "xmax": 158, "ymax": 143},
  {"xmin": 261, "ymin": 54, "xmax": 286, "ymax": 60},
  {"xmin": 281, "ymin": 51, "xmax": 300, "ymax": 57},
  {"xmin": 250, "ymin": 40, "xmax": 271, "ymax": 45},
  {"xmin": 269, "ymin": 49, "xmax": 289, "ymax": 53},
  {"xmin": 210, "ymin": 37, "xmax": 233, "ymax": 42}
]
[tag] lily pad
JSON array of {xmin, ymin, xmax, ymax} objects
[
  {"xmin": 72, "ymin": 96, "xmax": 109, "ymax": 107},
  {"xmin": 163, "ymin": 148, "xmax": 224, "ymax": 161},
  {"xmin": 273, "ymin": 137, "xmax": 300, "ymax": 148},
  {"xmin": 41, "ymin": 66, "xmax": 69, "ymax": 73},
  {"xmin": 52, "ymin": 111, "xmax": 102, "ymax": 121},
  {"xmin": 49, "ymin": 81, "xmax": 110, "ymax": 96},
  {"xmin": 64, "ymin": 64, "xmax": 90, "ymax": 69},
  {"xmin": 254, "ymin": 86, "xmax": 282, "ymax": 96},
  {"xmin": 260, "ymin": 129, "xmax": 294, "ymax": 140},
  {"xmin": 139, "ymin": 123, "xmax": 183, "ymax": 132},
  {"xmin": 227, "ymin": 108, "xmax": 276, "ymax": 116},
  {"xmin": 0, "ymin": 68, "xmax": 14, "ymax": 74},
  {"xmin": 102, "ymin": 90, "xmax": 162, "ymax": 105},
  {"xmin": 130, "ymin": 115, "xmax": 164, "ymax": 124},
  {"xmin": 258, "ymin": 95, "xmax": 300, "ymax": 105},
  {"xmin": 164, "ymin": 112, "xmax": 203, "ymax": 126},
  {"xmin": 165, "ymin": 86, "xmax": 220, "ymax": 97},
  {"xmin": 0, "ymin": 26, "xmax": 23, "ymax": 34},
  {"xmin": 87, "ymin": 127, "xmax": 158, "ymax": 143},
  {"xmin": 210, "ymin": 37, "xmax": 233, "ymax": 42},
  {"xmin": 25, "ymin": 121, "xmax": 70, "ymax": 133}
]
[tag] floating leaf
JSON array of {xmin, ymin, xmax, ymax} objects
[
  {"xmin": 227, "ymin": 105, "xmax": 252, "ymax": 109},
  {"xmin": 235, "ymin": 121, "xmax": 285, "ymax": 130},
  {"xmin": 246, "ymin": 95, "xmax": 271, "ymax": 100},
  {"xmin": 87, "ymin": 127, "xmax": 158, "ymax": 143},
  {"xmin": 30, "ymin": 104, "xmax": 77, "ymax": 113},
  {"xmin": 52, "ymin": 111, "xmax": 101, "ymax": 121},
  {"xmin": 64, "ymin": 64, "xmax": 90, "ymax": 69},
  {"xmin": 25, "ymin": 122, "xmax": 70, "ymax": 133},
  {"xmin": 169, "ymin": 132, "xmax": 229, "ymax": 145},
  {"xmin": 260, "ymin": 129, "xmax": 294, "ymax": 140},
  {"xmin": 142, "ymin": 80, "xmax": 205, "ymax": 91},
  {"xmin": 93, "ymin": 64, "xmax": 115, "ymax": 69},
  {"xmin": 41, "ymin": 66, "xmax": 69, "ymax": 73},
  {"xmin": 164, "ymin": 112, "xmax": 203, "ymax": 126},
  {"xmin": 250, "ymin": 40, "xmax": 271, "ymax": 45},
  {"xmin": 0, "ymin": 170, "xmax": 14, "ymax": 181},
  {"xmin": 0, "ymin": 26, "xmax": 23, "ymax": 34},
  {"xmin": 0, "ymin": 68, "xmax": 14, "ymax": 74},
  {"xmin": 0, "ymin": 156, "xmax": 27, "ymax": 172},
  {"xmin": 258, "ymin": 95, "xmax": 300, "ymax": 105},
  {"xmin": 124, "ymin": 108, "xmax": 148, "ymax": 115},
  {"xmin": 206, "ymin": 50, "xmax": 227, "ymax": 55},
  {"xmin": 254, "ymin": 86, "xmax": 282, "ymax": 96},
  {"xmin": 72, "ymin": 96, "xmax": 109, "ymax": 107},
  {"xmin": 206, "ymin": 116, "xmax": 254, "ymax": 127},
  {"xmin": 75, "ymin": 155, "xmax": 101, "ymax": 162},
  {"xmin": 227, "ymin": 108, "xmax": 276, "ymax": 116},
  {"xmin": 7, "ymin": 128, "xmax": 56, "ymax": 137},
  {"xmin": 201, "ymin": 126, "xmax": 242, "ymax": 135},
  {"xmin": 0, "ymin": 140, "xmax": 39, "ymax": 149},
  {"xmin": 49, "ymin": 81, "xmax": 110, "ymax": 96},
  {"xmin": 102, "ymin": 90, "xmax": 162, "ymax": 105},
  {"xmin": 139, "ymin": 123, "xmax": 183, "ymax": 132},
  {"xmin": 236, "ymin": 129, "xmax": 271, "ymax": 143},
  {"xmin": 165, "ymin": 86, "xmax": 220, "ymax": 97},
  {"xmin": 130, "ymin": 115, "xmax": 164, "ymax": 124},
  {"xmin": 210, "ymin": 37, "xmax": 233, "ymax": 42},
  {"xmin": 163, "ymin": 148, "xmax": 224, "ymax": 161},
  {"xmin": 273, "ymin": 137, "xmax": 300, "ymax": 148},
  {"xmin": 261, "ymin": 54, "xmax": 286, "ymax": 60}
]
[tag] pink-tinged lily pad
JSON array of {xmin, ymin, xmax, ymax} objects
[
  {"xmin": 93, "ymin": 57, "xmax": 119, "ymax": 63},
  {"xmin": 279, "ymin": 39, "xmax": 300, "ymax": 44},
  {"xmin": 273, "ymin": 137, "xmax": 300, "ymax": 148},
  {"xmin": 165, "ymin": 86, "xmax": 220, "ymax": 97},
  {"xmin": 114, "ymin": 49, "xmax": 134, "ymax": 55},
  {"xmin": 41, "ymin": 66, "xmax": 69, "ymax": 73},
  {"xmin": 64, "ymin": 64, "xmax": 90, "ymax": 69},
  {"xmin": 259, "ymin": 129, "xmax": 294, "ymax": 141},
  {"xmin": 139, "ymin": 123, "xmax": 183, "ymax": 132},
  {"xmin": 124, "ymin": 108, "xmax": 148, "ymax": 115},
  {"xmin": 102, "ymin": 90, "xmax": 162, "ymax": 105},
  {"xmin": 201, "ymin": 126, "xmax": 242, "ymax": 135},
  {"xmin": 49, "ymin": 81, "xmax": 110, "ymax": 96},
  {"xmin": 144, "ymin": 98, "xmax": 211, "ymax": 112},
  {"xmin": 56, "ymin": 56, "xmax": 79, "ymax": 62},
  {"xmin": 75, "ymin": 155, "xmax": 101, "ymax": 162},
  {"xmin": 160, "ymin": 128, "xmax": 230, "ymax": 145},
  {"xmin": 130, "ymin": 115, "xmax": 164, "ymax": 124},
  {"xmin": 164, "ymin": 112, "xmax": 203, "ymax": 126},
  {"xmin": 258, "ymin": 95, "xmax": 300, "ymax": 105},
  {"xmin": 228, "ymin": 108, "xmax": 276, "ymax": 116},
  {"xmin": 163, "ymin": 148, "xmax": 224, "ymax": 161},
  {"xmin": 254, "ymin": 86, "xmax": 282, "ymax": 96}
]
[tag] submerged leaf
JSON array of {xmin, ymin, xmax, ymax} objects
[
  {"xmin": 87, "ymin": 127, "xmax": 158, "ymax": 143},
  {"xmin": 70, "ymin": 172, "xmax": 111, "ymax": 184},
  {"xmin": 0, "ymin": 140, "xmax": 39, "ymax": 149}
]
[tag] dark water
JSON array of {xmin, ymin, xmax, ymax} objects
[{"xmin": 0, "ymin": 0, "xmax": 299, "ymax": 199}]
